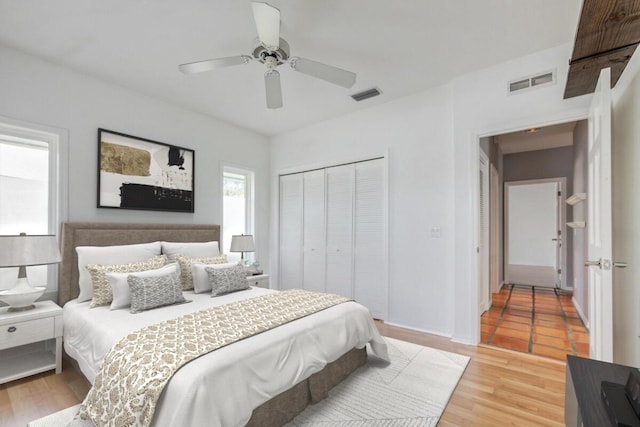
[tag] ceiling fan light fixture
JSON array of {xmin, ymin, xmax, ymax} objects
[{"xmin": 179, "ymin": 2, "xmax": 357, "ymax": 109}]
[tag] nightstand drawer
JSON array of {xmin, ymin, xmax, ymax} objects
[
  {"xmin": 0, "ymin": 317, "xmax": 54, "ymax": 350},
  {"xmin": 247, "ymin": 274, "xmax": 269, "ymax": 289}
]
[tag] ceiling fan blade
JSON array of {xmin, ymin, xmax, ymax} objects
[
  {"xmin": 251, "ymin": 2, "xmax": 280, "ymax": 50},
  {"xmin": 178, "ymin": 55, "xmax": 251, "ymax": 74},
  {"xmin": 290, "ymin": 57, "xmax": 356, "ymax": 88},
  {"xmin": 264, "ymin": 69, "xmax": 283, "ymax": 109}
]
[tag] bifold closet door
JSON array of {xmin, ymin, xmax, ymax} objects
[
  {"xmin": 325, "ymin": 164, "xmax": 354, "ymax": 297},
  {"xmin": 302, "ymin": 170, "xmax": 326, "ymax": 292},
  {"xmin": 279, "ymin": 174, "xmax": 303, "ymax": 290},
  {"xmin": 353, "ymin": 158, "xmax": 386, "ymax": 319}
]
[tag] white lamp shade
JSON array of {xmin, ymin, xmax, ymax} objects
[
  {"xmin": 229, "ymin": 235, "xmax": 255, "ymax": 253},
  {"xmin": 0, "ymin": 234, "xmax": 61, "ymax": 267}
]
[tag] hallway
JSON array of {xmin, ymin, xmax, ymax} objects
[{"xmin": 481, "ymin": 284, "xmax": 589, "ymax": 361}]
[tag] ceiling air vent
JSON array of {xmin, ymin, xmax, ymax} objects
[
  {"xmin": 508, "ymin": 70, "xmax": 555, "ymax": 95},
  {"xmin": 351, "ymin": 87, "xmax": 382, "ymax": 102}
]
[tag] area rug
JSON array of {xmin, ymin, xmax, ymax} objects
[{"xmin": 28, "ymin": 337, "xmax": 469, "ymax": 427}]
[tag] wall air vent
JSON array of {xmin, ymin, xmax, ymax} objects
[
  {"xmin": 508, "ymin": 69, "xmax": 556, "ymax": 95},
  {"xmin": 351, "ymin": 87, "xmax": 382, "ymax": 102}
]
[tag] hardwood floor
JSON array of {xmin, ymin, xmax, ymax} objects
[
  {"xmin": 481, "ymin": 284, "xmax": 589, "ymax": 361},
  {"xmin": 0, "ymin": 323, "xmax": 567, "ymax": 427}
]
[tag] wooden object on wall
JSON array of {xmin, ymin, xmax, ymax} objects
[{"xmin": 564, "ymin": 0, "xmax": 640, "ymax": 99}]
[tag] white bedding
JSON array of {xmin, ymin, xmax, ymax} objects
[{"xmin": 63, "ymin": 286, "xmax": 388, "ymax": 427}]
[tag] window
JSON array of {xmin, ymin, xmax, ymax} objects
[
  {"xmin": 0, "ymin": 121, "xmax": 66, "ymax": 291},
  {"xmin": 222, "ymin": 166, "xmax": 254, "ymax": 263}
]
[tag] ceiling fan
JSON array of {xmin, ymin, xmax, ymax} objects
[{"xmin": 178, "ymin": 2, "xmax": 357, "ymax": 109}]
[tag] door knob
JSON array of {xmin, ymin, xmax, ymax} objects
[
  {"xmin": 585, "ymin": 259, "xmax": 602, "ymax": 268},
  {"xmin": 613, "ymin": 261, "xmax": 628, "ymax": 268}
]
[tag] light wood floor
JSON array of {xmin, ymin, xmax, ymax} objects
[{"xmin": 0, "ymin": 322, "xmax": 567, "ymax": 427}]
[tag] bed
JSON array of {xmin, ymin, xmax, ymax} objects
[{"xmin": 58, "ymin": 222, "xmax": 388, "ymax": 427}]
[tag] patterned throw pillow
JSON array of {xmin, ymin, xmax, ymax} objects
[
  {"xmin": 107, "ymin": 263, "xmax": 179, "ymax": 310},
  {"xmin": 205, "ymin": 264, "xmax": 249, "ymax": 296},
  {"xmin": 128, "ymin": 271, "xmax": 187, "ymax": 314},
  {"xmin": 175, "ymin": 254, "xmax": 228, "ymax": 290},
  {"xmin": 86, "ymin": 255, "xmax": 168, "ymax": 307}
]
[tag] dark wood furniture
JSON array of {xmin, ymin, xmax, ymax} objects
[
  {"xmin": 564, "ymin": 0, "xmax": 640, "ymax": 99},
  {"xmin": 566, "ymin": 355, "xmax": 639, "ymax": 426}
]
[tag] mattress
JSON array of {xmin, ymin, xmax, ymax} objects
[{"xmin": 63, "ymin": 286, "xmax": 388, "ymax": 427}]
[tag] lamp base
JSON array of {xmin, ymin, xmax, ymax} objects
[
  {"xmin": 8, "ymin": 304, "xmax": 36, "ymax": 312},
  {"xmin": 0, "ymin": 283, "xmax": 46, "ymax": 312}
]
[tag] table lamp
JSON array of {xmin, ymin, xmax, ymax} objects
[
  {"xmin": 0, "ymin": 233, "xmax": 61, "ymax": 312},
  {"xmin": 230, "ymin": 234, "xmax": 255, "ymax": 266}
]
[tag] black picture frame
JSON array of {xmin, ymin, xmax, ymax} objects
[{"xmin": 97, "ymin": 128, "xmax": 195, "ymax": 213}]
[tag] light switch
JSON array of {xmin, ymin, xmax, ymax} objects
[{"xmin": 431, "ymin": 226, "xmax": 442, "ymax": 238}]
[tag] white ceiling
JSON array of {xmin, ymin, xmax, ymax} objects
[
  {"xmin": 0, "ymin": 1, "xmax": 582, "ymax": 136},
  {"xmin": 495, "ymin": 121, "xmax": 579, "ymax": 154}
]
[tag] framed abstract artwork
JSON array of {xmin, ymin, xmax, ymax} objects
[{"xmin": 97, "ymin": 129, "xmax": 195, "ymax": 212}]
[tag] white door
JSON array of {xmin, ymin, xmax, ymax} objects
[
  {"xmin": 279, "ymin": 174, "xmax": 303, "ymax": 290},
  {"xmin": 303, "ymin": 170, "xmax": 326, "ymax": 293},
  {"xmin": 325, "ymin": 164, "xmax": 354, "ymax": 297},
  {"xmin": 479, "ymin": 151, "xmax": 490, "ymax": 312},
  {"xmin": 586, "ymin": 67, "xmax": 613, "ymax": 362},
  {"xmin": 506, "ymin": 180, "xmax": 561, "ymax": 287},
  {"xmin": 490, "ymin": 164, "xmax": 500, "ymax": 294},
  {"xmin": 353, "ymin": 159, "xmax": 387, "ymax": 319}
]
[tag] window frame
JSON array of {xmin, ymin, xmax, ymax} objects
[
  {"xmin": 221, "ymin": 164, "xmax": 255, "ymax": 256},
  {"xmin": 0, "ymin": 116, "xmax": 68, "ymax": 293}
]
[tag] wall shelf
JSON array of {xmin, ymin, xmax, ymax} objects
[
  {"xmin": 566, "ymin": 193, "xmax": 586, "ymax": 205},
  {"xmin": 567, "ymin": 221, "xmax": 586, "ymax": 229}
]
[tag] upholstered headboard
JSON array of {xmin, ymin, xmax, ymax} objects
[{"xmin": 58, "ymin": 222, "xmax": 221, "ymax": 306}]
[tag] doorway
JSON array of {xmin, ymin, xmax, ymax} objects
[
  {"xmin": 505, "ymin": 179, "xmax": 564, "ymax": 288},
  {"xmin": 478, "ymin": 121, "xmax": 590, "ymax": 361}
]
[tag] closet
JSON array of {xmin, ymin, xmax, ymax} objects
[{"xmin": 278, "ymin": 158, "xmax": 387, "ymax": 319}]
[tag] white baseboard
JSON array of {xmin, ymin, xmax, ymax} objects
[
  {"xmin": 384, "ymin": 321, "xmax": 452, "ymax": 339},
  {"xmin": 572, "ymin": 296, "xmax": 590, "ymax": 330}
]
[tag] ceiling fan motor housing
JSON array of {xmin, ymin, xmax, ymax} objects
[{"xmin": 253, "ymin": 37, "xmax": 290, "ymax": 66}]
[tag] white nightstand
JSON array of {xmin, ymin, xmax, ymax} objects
[
  {"xmin": 0, "ymin": 300, "xmax": 62, "ymax": 384},
  {"xmin": 247, "ymin": 274, "xmax": 269, "ymax": 289}
]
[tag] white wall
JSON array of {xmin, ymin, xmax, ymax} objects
[
  {"xmin": 270, "ymin": 43, "xmax": 594, "ymax": 340},
  {"xmin": 0, "ymin": 45, "xmax": 270, "ymax": 293},
  {"xmin": 611, "ymin": 46, "xmax": 640, "ymax": 366},
  {"xmin": 270, "ymin": 84, "xmax": 456, "ymax": 336},
  {"xmin": 450, "ymin": 43, "xmax": 591, "ymax": 343}
]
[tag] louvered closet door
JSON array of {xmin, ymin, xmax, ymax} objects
[
  {"xmin": 325, "ymin": 164, "xmax": 354, "ymax": 297},
  {"xmin": 353, "ymin": 158, "xmax": 386, "ymax": 319},
  {"xmin": 303, "ymin": 170, "xmax": 326, "ymax": 292},
  {"xmin": 279, "ymin": 174, "xmax": 303, "ymax": 290}
]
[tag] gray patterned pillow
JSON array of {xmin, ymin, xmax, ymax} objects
[
  {"xmin": 128, "ymin": 270, "xmax": 187, "ymax": 313},
  {"xmin": 205, "ymin": 264, "xmax": 249, "ymax": 296},
  {"xmin": 87, "ymin": 255, "xmax": 169, "ymax": 308},
  {"xmin": 175, "ymin": 254, "xmax": 228, "ymax": 290}
]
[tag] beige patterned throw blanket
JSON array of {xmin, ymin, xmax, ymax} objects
[{"xmin": 74, "ymin": 289, "xmax": 350, "ymax": 427}]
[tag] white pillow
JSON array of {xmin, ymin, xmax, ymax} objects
[
  {"xmin": 161, "ymin": 241, "xmax": 220, "ymax": 262},
  {"xmin": 76, "ymin": 242, "xmax": 162, "ymax": 302},
  {"xmin": 191, "ymin": 262, "xmax": 238, "ymax": 293},
  {"xmin": 107, "ymin": 263, "xmax": 179, "ymax": 310}
]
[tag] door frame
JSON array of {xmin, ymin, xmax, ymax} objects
[
  {"xmin": 479, "ymin": 150, "xmax": 490, "ymax": 312},
  {"xmin": 469, "ymin": 112, "xmax": 589, "ymax": 344},
  {"xmin": 503, "ymin": 177, "xmax": 567, "ymax": 289}
]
